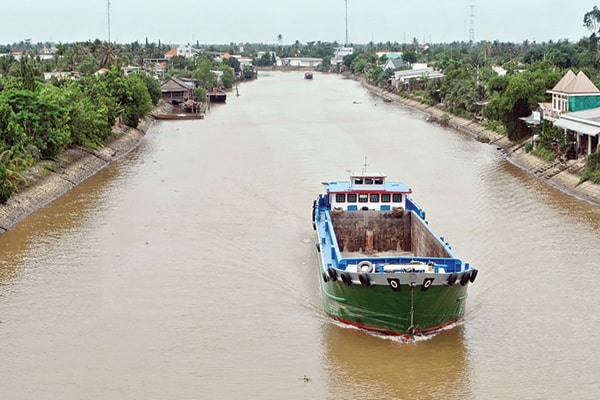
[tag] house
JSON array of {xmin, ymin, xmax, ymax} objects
[
  {"xmin": 164, "ymin": 48, "xmax": 177, "ymax": 59},
  {"xmin": 554, "ymin": 107, "xmax": 600, "ymax": 158},
  {"xmin": 390, "ymin": 64, "xmax": 444, "ymax": 91},
  {"xmin": 164, "ymin": 46, "xmax": 199, "ymax": 59},
  {"xmin": 277, "ymin": 57, "xmax": 322, "ymax": 68},
  {"xmin": 383, "ymin": 57, "xmax": 407, "ymax": 71},
  {"xmin": 160, "ymin": 77, "xmax": 194, "ymax": 104},
  {"xmin": 546, "ymin": 70, "xmax": 600, "ymax": 120},
  {"xmin": 332, "ymin": 46, "xmax": 353, "ymax": 64}
]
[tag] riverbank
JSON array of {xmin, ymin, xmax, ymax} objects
[
  {"xmin": 0, "ymin": 102, "xmax": 171, "ymax": 234},
  {"xmin": 361, "ymin": 79, "xmax": 600, "ymax": 206}
]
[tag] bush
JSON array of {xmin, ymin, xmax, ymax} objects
[{"xmin": 0, "ymin": 162, "xmax": 14, "ymax": 204}]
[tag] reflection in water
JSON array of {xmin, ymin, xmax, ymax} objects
[{"xmin": 321, "ymin": 323, "xmax": 470, "ymax": 400}]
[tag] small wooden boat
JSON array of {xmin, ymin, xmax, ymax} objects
[
  {"xmin": 152, "ymin": 113, "xmax": 204, "ymax": 120},
  {"xmin": 304, "ymin": 71, "xmax": 314, "ymax": 79}
]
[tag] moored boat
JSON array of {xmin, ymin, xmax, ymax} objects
[
  {"xmin": 304, "ymin": 71, "xmax": 313, "ymax": 79},
  {"xmin": 152, "ymin": 113, "xmax": 204, "ymax": 120},
  {"xmin": 208, "ymin": 91, "xmax": 227, "ymax": 103},
  {"xmin": 313, "ymin": 170, "xmax": 477, "ymax": 338}
]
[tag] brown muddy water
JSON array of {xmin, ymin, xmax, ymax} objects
[{"xmin": 2, "ymin": 71, "xmax": 600, "ymax": 399}]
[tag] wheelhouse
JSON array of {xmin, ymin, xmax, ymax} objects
[{"xmin": 322, "ymin": 172, "xmax": 412, "ymax": 211}]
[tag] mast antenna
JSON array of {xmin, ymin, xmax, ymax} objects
[
  {"xmin": 469, "ymin": 4, "xmax": 475, "ymax": 44},
  {"xmin": 107, "ymin": 0, "xmax": 111, "ymax": 43},
  {"xmin": 345, "ymin": 0, "xmax": 349, "ymax": 46}
]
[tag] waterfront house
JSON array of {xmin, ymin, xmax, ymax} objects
[
  {"xmin": 546, "ymin": 70, "xmax": 600, "ymax": 120},
  {"xmin": 554, "ymin": 107, "xmax": 600, "ymax": 158},
  {"xmin": 546, "ymin": 71, "xmax": 600, "ymax": 157},
  {"xmin": 277, "ymin": 57, "xmax": 322, "ymax": 68},
  {"xmin": 390, "ymin": 64, "xmax": 444, "ymax": 91},
  {"xmin": 160, "ymin": 77, "xmax": 193, "ymax": 104}
]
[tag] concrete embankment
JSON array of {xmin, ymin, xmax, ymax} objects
[
  {"xmin": 361, "ymin": 80, "xmax": 600, "ymax": 206},
  {"xmin": 0, "ymin": 103, "xmax": 169, "ymax": 234}
]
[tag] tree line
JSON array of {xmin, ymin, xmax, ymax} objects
[{"xmin": 2, "ymin": 7, "xmax": 600, "ymax": 202}]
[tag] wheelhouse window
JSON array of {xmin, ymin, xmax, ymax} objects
[
  {"xmin": 358, "ymin": 194, "xmax": 368, "ymax": 203},
  {"xmin": 381, "ymin": 194, "xmax": 391, "ymax": 202},
  {"xmin": 347, "ymin": 194, "xmax": 357, "ymax": 202},
  {"xmin": 370, "ymin": 194, "xmax": 379, "ymax": 202},
  {"xmin": 365, "ymin": 178, "xmax": 373, "ymax": 184},
  {"xmin": 374, "ymin": 178, "xmax": 384, "ymax": 184},
  {"xmin": 336, "ymin": 194, "xmax": 346, "ymax": 203},
  {"xmin": 354, "ymin": 178, "xmax": 363, "ymax": 184},
  {"xmin": 392, "ymin": 194, "xmax": 403, "ymax": 203}
]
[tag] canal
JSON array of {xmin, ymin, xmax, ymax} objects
[{"xmin": 1, "ymin": 71, "xmax": 600, "ymax": 399}]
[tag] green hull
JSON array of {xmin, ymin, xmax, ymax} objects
[{"xmin": 320, "ymin": 276, "xmax": 468, "ymax": 336}]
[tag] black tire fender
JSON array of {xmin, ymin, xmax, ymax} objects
[
  {"xmin": 359, "ymin": 273, "xmax": 371, "ymax": 287},
  {"xmin": 447, "ymin": 273, "xmax": 458, "ymax": 286},
  {"xmin": 327, "ymin": 267, "xmax": 338, "ymax": 281},
  {"xmin": 460, "ymin": 271, "xmax": 471, "ymax": 286},
  {"xmin": 341, "ymin": 272, "xmax": 352, "ymax": 286}
]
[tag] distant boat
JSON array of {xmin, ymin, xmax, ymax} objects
[
  {"xmin": 304, "ymin": 71, "xmax": 313, "ymax": 79},
  {"xmin": 313, "ymin": 169, "xmax": 478, "ymax": 338},
  {"xmin": 208, "ymin": 91, "xmax": 227, "ymax": 103}
]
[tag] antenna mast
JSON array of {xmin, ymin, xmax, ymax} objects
[
  {"xmin": 345, "ymin": 0, "xmax": 348, "ymax": 46},
  {"xmin": 107, "ymin": 0, "xmax": 111, "ymax": 43},
  {"xmin": 469, "ymin": 4, "xmax": 475, "ymax": 44}
]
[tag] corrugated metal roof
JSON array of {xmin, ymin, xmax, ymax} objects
[{"xmin": 555, "ymin": 118, "xmax": 600, "ymax": 136}]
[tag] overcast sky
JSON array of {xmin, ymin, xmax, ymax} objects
[{"xmin": 2, "ymin": 1, "xmax": 595, "ymax": 46}]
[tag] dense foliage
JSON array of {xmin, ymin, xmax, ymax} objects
[{"xmin": 0, "ymin": 59, "xmax": 159, "ymax": 202}]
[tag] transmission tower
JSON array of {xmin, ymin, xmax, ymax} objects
[{"xmin": 469, "ymin": 4, "xmax": 475, "ymax": 44}]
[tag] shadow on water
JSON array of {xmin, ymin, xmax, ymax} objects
[{"xmin": 320, "ymin": 322, "xmax": 472, "ymax": 400}]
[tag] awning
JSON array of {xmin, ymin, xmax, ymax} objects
[{"xmin": 554, "ymin": 118, "xmax": 600, "ymax": 136}]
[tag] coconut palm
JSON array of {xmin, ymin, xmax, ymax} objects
[{"xmin": 97, "ymin": 41, "xmax": 118, "ymax": 69}]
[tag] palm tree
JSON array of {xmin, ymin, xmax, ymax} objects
[{"xmin": 97, "ymin": 41, "xmax": 118, "ymax": 69}]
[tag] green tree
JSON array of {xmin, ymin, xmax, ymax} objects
[{"xmin": 584, "ymin": 6, "xmax": 600, "ymax": 37}]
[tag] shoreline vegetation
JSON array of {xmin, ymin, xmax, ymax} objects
[
  {"xmin": 359, "ymin": 77, "xmax": 600, "ymax": 207},
  {"xmin": 2, "ymin": 72, "xmax": 600, "ymax": 235},
  {"xmin": 0, "ymin": 101, "xmax": 170, "ymax": 234}
]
